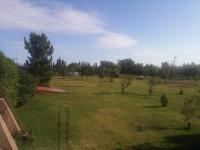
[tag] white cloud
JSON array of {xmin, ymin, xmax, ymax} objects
[
  {"xmin": 0, "ymin": 0, "xmax": 105, "ymax": 34},
  {"xmin": 97, "ymin": 32, "xmax": 137, "ymax": 49},
  {"xmin": 0, "ymin": 0, "xmax": 138, "ymax": 49}
]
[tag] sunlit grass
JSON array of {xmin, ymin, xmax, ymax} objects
[{"xmin": 14, "ymin": 76, "xmax": 200, "ymax": 150}]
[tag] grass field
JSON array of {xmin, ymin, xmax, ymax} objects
[{"xmin": 14, "ymin": 76, "xmax": 200, "ymax": 150}]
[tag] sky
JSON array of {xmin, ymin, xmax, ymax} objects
[{"xmin": 1, "ymin": 0, "xmax": 200, "ymax": 66}]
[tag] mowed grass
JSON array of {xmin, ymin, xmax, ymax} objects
[{"xmin": 14, "ymin": 76, "xmax": 200, "ymax": 150}]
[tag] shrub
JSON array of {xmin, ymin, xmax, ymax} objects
[
  {"xmin": 178, "ymin": 88, "xmax": 183, "ymax": 95},
  {"xmin": 160, "ymin": 94, "xmax": 168, "ymax": 107},
  {"xmin": 16, "ymin": 68, "xmax": 37, "ymax": 107},
  {"xmin": 120, "ymin": 75, "xmax": 132, "ymax": 95},
  {"xmin": 181, "ymin": 95, "xmax": 200, "ymax": 130},
  {"xmin": 0, "ymin": 52, "xmax": 18, "ymax": 102},
  {"xmin": 148, "ymin": 86, "xmax": 153, "ymax": 96}
]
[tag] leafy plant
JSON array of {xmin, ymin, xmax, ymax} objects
[
  {"xmin": 0, "ymin": 51, "xmax": 19, "ymax": 102},
  {"xmin": 16, "ymin": 69, "xmax": 37, "ymax": 107},
  {"xmin": 160, "ymin": 94, "xmax": 168, "ymax": 107},
  {"xmin": 181, "ymin": 93, "xmax": 200, "ymax": 130},
  {"xmin": 120, "ymin": 75, "xmax": 132, "ymax": 95},
  {"xmin": 178, "ymin": 88, "xmax": 183, "ymax": 95}
]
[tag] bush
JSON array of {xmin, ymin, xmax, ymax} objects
[
  {"xmin": 178, "ymin": 88, "xmax": 183, "ymax": 95},
  {"xmin": 0, "ymin": 52, "xmax": 18, "ymax": 102},
  {"xmin": 160, "ymin": 94, "xmax": 168, "ymax": 107},
  {"xmin": 16, "ymin": 68, "xmax": 37, "ymax": 107}
]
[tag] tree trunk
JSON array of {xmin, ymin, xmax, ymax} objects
[
  {"xmin": 121, "ymin": 86, "xmax": 124, "ymax": 95},
  {"xmin": 109, "ymin": 74, "xmax": 113, "ymax": 82},
  {"xmin": 187, "ymin": 122, "xmax": 191, "ymax": 130},
  {"xmin": 81, "ymin": 74, "xmax": 83, "ymax": 80}
]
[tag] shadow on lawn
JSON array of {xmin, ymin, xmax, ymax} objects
[
  {"xmin": 127, "ymin": 133, "xmax": 200, "ymax": 150},
  {"xmin": 93, "ymin": 92, "xmax": 149, "ymax": 96},
  {"xmin": 93, "ymin": 92, "xmax": 120, "ymax": 95},
  {"xmin": 143, "ymin": 105, "xmax": 162, "ymax": 108},
  {"xmin": 64, "ymin": 85, "xmax": 87, "ymax": 87}
]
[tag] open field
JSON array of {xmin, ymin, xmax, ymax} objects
[{"xmin": 14, "ymin": 76, "xmax": 200, "ymax": 150}]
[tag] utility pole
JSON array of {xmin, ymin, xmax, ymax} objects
[{"xmin": 173, "ymin": 57, "xmax": 177, "ymax": 80}]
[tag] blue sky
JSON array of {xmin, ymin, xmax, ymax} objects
[{"xmin": 0, "ymin": 0, "xmax": 200, "ymax": 66}]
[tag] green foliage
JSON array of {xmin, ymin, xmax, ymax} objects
[
  {"xmin": 67, "ymin": 63, "xmax": 80, "ymax": 73},
  {"xmin": 16, "ymin": 69, "xmax": 37, "ymax": 107},
  {"xmin": 53, "ymin": 58, "xmax": 67, "ymax": 78},
  {"xmin": 159, "ymin": 62, "xmax": 171, "ymax": 79},
  {"xmin": 148, "ymin": 86, "xmax": 153, "ymax": 96},
  {"xmin": 160, "ymin": 94, "xmax": 168, "ymax": 107},
  {"xmin": 0, "ymin": 51, "xmax": 18, "ymax": 101},
  {"xmin": 181, "ymin": 93, "xmax": 200, "ymax": 130},
  {"xmin": 14, "ymin": 77, "xmax": 200, "ymax": 149},
  {"xmin": 148, "ymin": 78, "xmax": 156, "ymax": 96},
  {"xmin": 178, "ymin": 88, "xmax": 183, "ymax": 95},
  {"xmin": 79, "ymin": 61, "xmax": 94, "ymax": 80},
  {"xmin": 120, "ymin": 75, "xmax": 132, "ymax": 95},
  {"xmin": 98, "ymin": 61, "xmax": 120, "ymax": 82},
  {"xmin": 24, "ymin": 32, "xmax": 54, "ymax": 84},
  {"xmin": 144, "ymin": 64, "xmax": 159, "ymax": 77}
]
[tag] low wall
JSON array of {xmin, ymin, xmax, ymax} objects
[
  {"xmin": 0, "ymin": 98, "xmax": 20, "ymax": 134},
  {"xmin": 0, "ymin": 115, "xmax": 18, "ymax": 150}
]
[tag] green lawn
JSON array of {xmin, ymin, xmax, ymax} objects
[{"xmin": 14, "ymin": 76, "xmax": 200, "ymax": 150}]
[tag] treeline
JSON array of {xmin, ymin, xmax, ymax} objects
[
  {"xmin": 1, "ymin": 32, "xmax": 200, "ymax": 108},
  {"xmin": 53, "ymin": 58, "xmax": 200, "ymax": 80}
]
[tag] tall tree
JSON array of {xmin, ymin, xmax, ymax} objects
[
  {"xmin": 0, "ymin": 51, "xmax": 18, "ymax": 101},
  {"xmin": 24, "ymin": 32, "xmax": 54, "ymax": 84},
  {"xmin": 54, "ymin": 58, "xmax": 67, "ymax": 78},
  {"xmin": 79, "ymin": 62, "xmax": 93, "ymax": 80},
  {"xmin": 98, "ymin": 61, "xmax": 120, "ymax": 82},
  {"xmin": 118, "ymin": 59, "xmax": 135, "ymax": 74}
]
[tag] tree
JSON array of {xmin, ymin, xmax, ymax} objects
[
  {"xmin": 98, "ymin": 61, "xmax": 120, "ymax": 82},
  {"xmin": 178, "ymin": 88, "xmax": 183, "ymax": 95},
  {"xmin": 118, "ymin": 59, "xmax": 135, "ymax": 74},
  {"xmin": 24, "ymin": 32, "xmax": 54, "ymax": 84},
  {"xmin": 0, "ymin": 51, "xmax": 18, "ymax": 102},
  {"xmin": 79, "ymin": 62, "xmax": 93, "ymax": 80},
  {"xmin": 16, "ymin": 68, "xmax": 37, "ymax": 107},
  {"xmin": 159, "ymin": 62, "xmax": 171, "ymax": 79},
  {"xmin": 181, "ymin": 94, "xmax": 200, "ymax": 130},
  {"xmin": 148, "ymin": 77, "xmax": 156, "ymax": 96},
  {"xmin": 144, "ymin": 64, "xmax": 159, "ymax": 77},
  {"xmin": 54, "ymin": 58, "xmax": 67, "ymax": 78},
  {"xmin": 181, "ymin": 63, "xmax": 199, "ymax": 79},
  {"xmin": 120, "ymin": 75, "xmax": 132, "ymax": 95},
  {"xmin": 67, "ymin": 63, "xmax": 80, "ymax": 73},
  {"xmin": 160, "ymin": 94, "xmax": 168, "ymax": 107}
]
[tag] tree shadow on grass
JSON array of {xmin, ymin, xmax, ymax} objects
[
  {"xmin": 127, "ymin": 133, "xmax": 200, "ymax": 150},
  {"xmin": 64, "ymin": 85, "xmax": 87, "ymax": 88},
  {"xmin": 93, "ymin": 92, "xmax": 153, "ymax": 97},
  {"xmin": 126, "ymin": 92, "xmax": 149, "ymax": 97},
  {"xmin": 93, "ymin": 92, "xmax": 120, "ymax": 95},
  {"xmin": 164, "ymin": 133, "xmax": 200, "ymax": 150},
  {"xmin": 143, "ymin": 105, "xmax": 162, "ymax": 108},
  {"xmin": 128, "ymin": 143, "xmax": 165, "ymax": 150}
]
